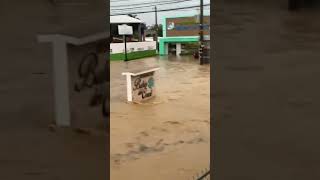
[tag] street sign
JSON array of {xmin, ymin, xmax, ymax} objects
[
  {"xmin": 118, "ymin": 24, "xmax": 133, "ymax": 35},
  {"xmin": 118, "ymin": 24, "xmax": 133, "ymax": 61}
]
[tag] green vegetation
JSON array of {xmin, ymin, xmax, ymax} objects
[
  {"xmin": 184, "ymin": 42, "xmax": 199, "ymax": 49},
  {"xmin": 110, "ymin": 50, "xmax": 157, "ymax": 61},
  {"xmin": 149, "ymin": 24, "xmax": 163, "ymax": 37},
  {"xmin": 180, "ymin": 51, "xmax": 194, "ymax": 55}
]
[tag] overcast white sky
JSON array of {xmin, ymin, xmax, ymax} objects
[{"xmin": 110, "ymin": 0, "xmax": 210, "ymax": 25}]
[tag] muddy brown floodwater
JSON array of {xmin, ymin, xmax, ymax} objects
[
  {"xmin": 212, "ymin": 1, "xmax": 320, "ymax": 179},
  {"xmin": 110, "ymin": 55, "xmax": 210, "ymax": 180}
]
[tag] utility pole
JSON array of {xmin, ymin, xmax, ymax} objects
[
  {"xmin": 124, "ymin": 35, "xmax": 128, "ymax": 61},
  {"xmin": 154, "ymin": 6, "xmax": 158, "ymax": 52},
  {"xmin": 200, "ymin": 0, "xmax": 204, "ymax": 43},
  {"xmin": 199, "ymin": 0, "xmax": 204, "ymax": 65}
]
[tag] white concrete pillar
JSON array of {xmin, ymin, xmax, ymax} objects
[
  {"xmin": 165, "ymin": 43, "xmax": 169, "ymax": 55},
  {"xmin": 176, "ymin": 43, "xmax": 181, "ymax": 56},
  {"xmin": 38, "ymin": 35, "xmax": 71, "ymax": 127},
  {"xmin": 52, "ymin": 39, "xmax": 71, "ymax": 127},
  {"xmin": 122, "ymin": 73, "xmax": 133, "ymax": 102}
]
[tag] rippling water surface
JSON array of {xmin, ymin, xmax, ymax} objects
[{"xmin": 110, "ymin": 55, "xmax": 210, "ymax": 180}]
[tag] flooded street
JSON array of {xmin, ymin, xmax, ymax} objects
[
  {"xmin": 213, "ymin": 1, "xmax": 320, "ymax": 179},
  {"xmin": 110, "ymin": 55, "xmax": 210, "ymax": 180}
]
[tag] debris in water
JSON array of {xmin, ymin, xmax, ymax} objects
[
  {"xmin": 48, "ymin": 124, "xmax": 56, "ymax": 132},
  {"xmin": 139, "ymin": 144, "xmax": 149, "ymax": 152},
  {"xmin": 164, "ymin": 121, "xmax": 181, "ymax": 125},
  {"xmin": 140, "ymin": 131, "xmax": 149, "ymax": 136},
  {"xmin": 155, "ymin": 139, "xmax": 164, "ymax": 146}
]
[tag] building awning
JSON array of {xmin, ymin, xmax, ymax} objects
[{"xmin": 110, "ymin": 15, "xmax": 143, "ymax": 24}]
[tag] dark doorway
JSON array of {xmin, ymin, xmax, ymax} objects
[{"xmin": 289, "ymin": 0, "xmax": 320, "ymax": 10}]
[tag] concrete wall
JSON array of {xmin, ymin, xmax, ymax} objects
[
  {"xmin": 111, "ymin": 41, "xmax": 156, "ymax": 54},
  {"xmin": 0, "ymin": 0, "xmax": 108, "ymax": 129}
]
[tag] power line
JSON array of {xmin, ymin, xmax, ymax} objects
[
  {"xmin": 111, "ymin": 0, "xmax": 195, "ymax": 8},
  {"xmin": 111, "ymin": 0, "xmax": 196, "ymax": 10},
  {"xmin": 111, "ymin": 7, "xmax": 210, "ymax": 15},
  {"xmin": 177, "ymin": 8, "xmax": 210, "ymax": 11},
  {"xmin": 111, "ymin": 5, "xmax": 210, "ymax": 12},
  {"xmin": 112, "ymin": 6, "xmax": 210, "ymax": 13},
  {"xmin": 111, "ymin": 5, "xmax": 210, "ymax": 16},
  {"xmin": 110, "ymin": 4, "xmax": 210, "ymax": 16}
]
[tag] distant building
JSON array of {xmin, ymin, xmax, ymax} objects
[
  {"xmin": 110, "ymin": 15, "xmax": 146, "ymax": 42},
  {"xmin": 159, "ymin": 13, "xmax": 210, "ymax": 56},
  {"xmin": 110, "ymin": 15, "xmax": 157, "ymax": 61},
  {"xmin": 145, "ymin": 28, "xmax": 157, "ymax": 41}
]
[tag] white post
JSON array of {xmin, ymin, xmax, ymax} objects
[
  {"xmin": 52, "ymin": 39, "xmax": 71, "ymax": 127},
  {"xmin": 176, "ymin": 43, "xmax": 181, "ymax": 56},
  {"xmin": 165, "ymin": 43, "xmax": 169, "ymax": 55},
  {"xmin": 122, "ymin": 73, "xmax": 133, "ymax": 102}
]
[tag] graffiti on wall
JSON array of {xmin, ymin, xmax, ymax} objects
[
  {"xmin": 74, "ymin": 52, "xmax": 109, "ymax": 118},
  {"xmin": 131, "ymin": 72, "xmax": 155, "ymax": 102}
]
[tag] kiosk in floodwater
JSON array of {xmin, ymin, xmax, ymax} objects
[{"xmin": 122, "ymin": 67, "xmax": 160, "ymax": 103}]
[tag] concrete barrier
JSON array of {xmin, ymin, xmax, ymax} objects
[{"xmin": 110, "ymin": 41, "xmax": 157, "ymax": 61}]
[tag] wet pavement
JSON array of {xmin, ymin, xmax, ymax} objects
[{"xmin": 110, "ymin": 55, "xmax": 210, "ymax": 180}]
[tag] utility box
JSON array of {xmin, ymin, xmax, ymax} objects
[{"xmin": 122, "ymin": 67, "xmax": 160, "ymax": 103}]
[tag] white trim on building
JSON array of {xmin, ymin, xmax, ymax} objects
[
  {"xmin": 110, "ymin": 41, "xmax": 156, "ymax": 54},
  {"xmin": 110, "ymin": 15, "xmax": 143, "ymax": 24}
]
